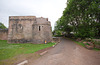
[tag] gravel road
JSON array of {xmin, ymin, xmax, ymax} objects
[{"xmin": 29, "ymin": 38, "xmax": 100, "ymax": 65}]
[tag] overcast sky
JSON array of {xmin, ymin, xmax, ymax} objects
[{"xmin": 0, "ymin": 0, "xmax": 67, "ymax": 30}]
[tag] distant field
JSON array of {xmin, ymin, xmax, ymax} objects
[{"xmin": 0, "ymin": 40, "xmax": 55, "ymax": 60}]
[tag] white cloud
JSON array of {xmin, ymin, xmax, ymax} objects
[{"xmin": 0, "ymin": 0, "xmax": 67, "ymax": 30}]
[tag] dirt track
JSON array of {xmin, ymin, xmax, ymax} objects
[{"xmin": 29, "ymin": 38, "xmax": 100, "ymax": 65}]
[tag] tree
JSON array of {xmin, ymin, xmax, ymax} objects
[
  {"xmin": 55, "ymin": 0, "xmax": 100, "ymax": 38},
  {"xmin": 0, "ymin": 22, "xmax": 6, "ymax": 29}
]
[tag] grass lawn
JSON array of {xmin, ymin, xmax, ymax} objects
[{"xmin": 0, "ymin": 40, "xmax": 55, "ymax": 60}]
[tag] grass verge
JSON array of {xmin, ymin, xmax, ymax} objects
[
  {"xmin": 74, "ymin": 41, "xmax": 85, "ymax": 47},
  {"xmin": 64, "ymin": 37, "xmax": 100, "ymax": 51},
  {"xmin": 0, "ymin": 40, "xmax": 55, "ymax": 60},
  {"xmin": 74, "ymin": 41, "xmax": 100, "ymax": 51}
]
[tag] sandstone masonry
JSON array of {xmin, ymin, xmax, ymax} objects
[
  {"xmin": 0, "ymin": 29, "xmax": 8, "ymax": 40},
  {"xmin": 8, "ymin": 16, "xmax": 52, "ymax": 44}
]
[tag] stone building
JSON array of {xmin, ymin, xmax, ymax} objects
[{"xmin": 8, "ymin": 16, "xmax": 52, "ymax": 44}]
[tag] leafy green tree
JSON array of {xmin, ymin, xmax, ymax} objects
[
  {"xmin": 0, "ymin": 22, "xmax": 6, "ymax": 29},
  {"xmin": 55, "ymin": 0, "xmax": 100, "ymax": 38}
]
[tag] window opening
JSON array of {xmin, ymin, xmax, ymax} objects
[{"xmin": 39, "ymin": 26, "xmax": 41, "ymax": 31}]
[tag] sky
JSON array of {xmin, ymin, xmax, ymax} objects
[{"xmin": 0, "ymin": 0, "xmax": 67, "ymax": 30}]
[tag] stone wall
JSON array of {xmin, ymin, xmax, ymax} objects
[
  {"xmin": 8, "ymin": 16, "xmax": 52, "ymax": 44},
  {"xmin": 32, "ymin": 17, "xmax": 52, "ymax": 44},
  {"xmin": 0, "ymin": 29, "xmax": 8, "ymax": 40},
  {"xmin": 52, "ymin": 37, "xmax": 60, "ymax": 43}
]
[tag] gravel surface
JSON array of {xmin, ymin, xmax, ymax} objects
[{"xmin": 29, "ymin": 38, "xmax": 100, "ymax": 65}]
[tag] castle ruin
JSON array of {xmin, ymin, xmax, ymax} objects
[{"xmin": 8, "ymin": 16, "xmax": 52, "ymax": 44}]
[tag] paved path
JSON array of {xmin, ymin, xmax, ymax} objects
[{"xmin": 29, "ymin": 38, "xmax": 100, "ymax": 65}]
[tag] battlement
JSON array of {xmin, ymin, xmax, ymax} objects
[{"xmin": 9, "ymin": 16, "xmax": 36, "ymax": 19}]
